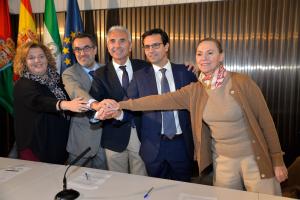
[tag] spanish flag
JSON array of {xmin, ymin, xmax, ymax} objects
[
  {"xmin": 17, "ymin": 0, "xmax": 38, "ymax": 47},
  {"xmin": 0, "ymin": 0, "xmax": 15, "ymax": 115}
]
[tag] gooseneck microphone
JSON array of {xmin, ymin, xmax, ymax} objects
[{"xmin": 55, "ymin": 147, "xmax": 91, "ymax": 200}]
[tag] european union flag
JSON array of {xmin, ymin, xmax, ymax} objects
[{"xmin": 61, "ymin": 0, "xmax": 83, "ymax": 73}]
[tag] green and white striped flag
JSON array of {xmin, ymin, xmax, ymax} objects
[{"xmin": 43, "ymin": 0, "xmax": 62, "ymax": 73}]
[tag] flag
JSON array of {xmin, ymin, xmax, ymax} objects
[
  {"xmin": 43, "ymin": 0, "xmax": 62, "ymax": 73},
  {"xmin": 0, "ymin": 0, "xmax": 15, "ymax": 115},
  {"xmin": 17, "ymin": 0, "xmax": 38, "ymax": 47},
  {"xmin": 61, "ymin": 0, "xmax": 84, "ymax": 73}
]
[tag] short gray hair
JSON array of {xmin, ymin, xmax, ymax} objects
[{"xmin": 106, "ymin": 25, "xmax": 132, "ymax": 43}]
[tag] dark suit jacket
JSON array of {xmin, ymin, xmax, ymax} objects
[
  {"xmin": 125, "ymin": 63, "xmax": 197, "ymax": 163},
  {"xmin": 89, "ymin": 59, "xmax": 150, "ymax": 152},
  {"xmin": 14, "ymin": 77, "xmax": 70, "ymax": 164}
]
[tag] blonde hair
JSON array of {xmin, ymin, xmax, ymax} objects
[{"xmin": 13, "ymin": 42, "xmax": 56, "ymax": 76}]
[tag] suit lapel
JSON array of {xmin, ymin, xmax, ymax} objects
[
  {"xmin": 74, "ymin": 64, "xmax": 92, "ymax": 90},
  {"xmin": 144, "ymin": 66, "xmax": 159, "ymax": 95},
  {"xmin": 106, "ymin": 62, "xmax": 126, "ymax": 99},
  {"xmin": 171, "ymin": 63, "xmax": 183, "ymax": 89},
  {"xmin": 143, "ymin": 66, "xmax": 162, "ymax": 124}
]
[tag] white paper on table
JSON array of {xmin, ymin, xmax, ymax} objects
[
  {"xmin": 68, "ymin": 171, "xmax": 111, "ymax": 190},
  {"xmin": 179, "ymin": 193, "xmax": 218, "ymax": 200},
  {"xmin": 0, "ymin": 165, "xmax": 31, "ymax": 183}
]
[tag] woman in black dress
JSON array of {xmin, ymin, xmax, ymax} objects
[{"xmin": 13, "ymin": 42, "xmax": 88, "ymax": 164}]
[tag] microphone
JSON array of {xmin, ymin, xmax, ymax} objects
[{"xmin": 55, "ymin": 147, "xmax": 91, "ymax": 200}]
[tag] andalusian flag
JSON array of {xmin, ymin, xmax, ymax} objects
[
  {"xmin": 0, "ymin": 0, "xmax": 15, "ymax": 115},
  {"xmin": 43, "ymin": 0, "xmax": 62, "ymax": 73},
  {"xmin": 17, "ymin": 0, "xmax": 37, "ymax": 47},
  {"xmin": 61, "ymin": 0, "xmax": 83, "ymax": 73}
]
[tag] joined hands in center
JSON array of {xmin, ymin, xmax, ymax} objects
[{"xmin": 91, "ymin": 99, "xmax": 121, "ymax": 120}]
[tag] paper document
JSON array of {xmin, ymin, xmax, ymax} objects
[
  {"xmin": 69, "ymin": 171, "xmax": 111, "ymax": 190},
  {"xmin": 0, "ymin": 165, "xmax": 31, "ymax": 183},
  {"xmin": 179, "ymin": 193, "xmax": 218, "ymax": 200}
]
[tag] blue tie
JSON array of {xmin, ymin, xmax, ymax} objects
[
  {"xmin": 88, "ymin": 70, "xmax": 95, "ymax": 78},
  {"xmin": 119, "ymin": 65, "xmax": 129, "ymax": 90},
  {"xmin": 160, "ymin": 68, "xmax": 177, "ymax": 139}
]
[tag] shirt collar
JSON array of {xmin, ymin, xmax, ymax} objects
[
  {"xmin": 152, "ymin": 60, "xmax": 171, "ymax": 73},
  {"xmin": 112, "ymin": 58, "xmax": 131, "ymax": 72},
  {"xmin": 82, "ymin": 62, "xmax": 100, "ymax": 74}
]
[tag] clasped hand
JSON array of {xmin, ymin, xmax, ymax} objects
[{"xmin": 92, "ymin": 99, "xmax": 121, "ymax": 120}]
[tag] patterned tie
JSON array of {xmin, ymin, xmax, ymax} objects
[
  {"xmin": 119, "ymin": 65, "xmax": 129, "ymax": 90},
  {"xmin": 88, "ymin": 70, "xmax": 95, "ymax": 79},
  {"xmin": 160, "ymin": 68, "xmax": 177, "ymax": 139}
]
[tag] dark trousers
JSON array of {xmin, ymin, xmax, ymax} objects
[{"xmin": 145, "ymin": 134, "xmax": 192, "ymax": 182}]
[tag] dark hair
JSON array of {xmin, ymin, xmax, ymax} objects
[
  {"xmin": 72, "ymin": 32, "xmax": 97, "ymax": 47},
  {"xmin": 198, "ymin": 38, "xmax": 223, "ymax": 53},
  {"xmin": 142, "ymin": 28, "xmax": 169, "ymax": 46}
]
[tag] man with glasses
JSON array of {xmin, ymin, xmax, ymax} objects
[
  {"xmin": 89, "ymin": 26, "xmax": 148, "ymax": 175},
  {"xmin": 62, "ymin": 33, "xmax": 107, "ymax": 169},
  {"xmin": 125, "ymin": 28, "xmax": 197, "ymax": 181}
]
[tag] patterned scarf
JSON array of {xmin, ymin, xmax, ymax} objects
[
  {"xmin": 199, "ymin": 64, "xmax": 227, "ymax": 90},
  {"xmin": 22, "ymin": 67, "xmax": 67, "ymax": 100}
]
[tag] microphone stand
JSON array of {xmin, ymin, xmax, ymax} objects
[{"xmin": 55, "ymin": 147, "xmax": 91, "ymax": 200}]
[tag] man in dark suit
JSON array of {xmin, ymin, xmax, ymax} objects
[
  {"xmin": 89, "ymin": 26, "xmax": 147, "ymax": 175},
  {"xmin": 108, "ymin": 28, "xmax": 197, "ymax": 181}
]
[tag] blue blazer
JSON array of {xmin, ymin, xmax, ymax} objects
[{"xmin": 125, "ymin": 63, "xmax": 197, "ymax": 163}]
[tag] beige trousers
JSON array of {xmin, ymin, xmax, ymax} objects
[
  {"xmin": 213, "ymin": 154, "xmax": 282, "ymax": 195},
  {"xmin": 105, "ymin": 128, "xmax": 147, "ymax": 175}
]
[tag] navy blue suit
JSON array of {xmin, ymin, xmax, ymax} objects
[{"xmin": 125, "ymin": 63, "xmax": 197, "ymax": 181}]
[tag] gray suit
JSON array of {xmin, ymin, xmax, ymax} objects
[{"xmin": 62, "ymin": 63, "xmax": 106, "ymax": 169}]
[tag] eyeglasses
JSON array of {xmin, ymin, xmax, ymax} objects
[
  {"xmin": 73, "ymin": 46, "xmax": 95, "ymax": 54},
  {"xmin": 143, "ymin": 43, "xmax": 163, "ymax": 50}
]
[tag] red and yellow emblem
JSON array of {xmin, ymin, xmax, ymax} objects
[
  {"xmin": 0, "ymin": 38, "xmax": 15, "ymax": 69},
  {"xmin": 17, "ymin": 0, "xmax": 37, "ymax": 47}
]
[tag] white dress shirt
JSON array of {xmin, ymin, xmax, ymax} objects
[
  {"xmin": 112, "ymin": 58, "xmax": 133, "ymax": 85},
  {"xmin": 152, "ymin": 60, "xmax": 182, "ymax": 135}
]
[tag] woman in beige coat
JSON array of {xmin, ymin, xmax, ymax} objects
[{"xmin": 98, "ymin": 38, "xmax": 288, "ymax": 195}]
